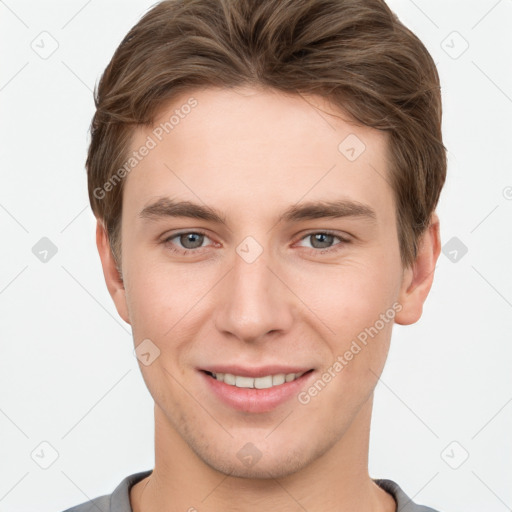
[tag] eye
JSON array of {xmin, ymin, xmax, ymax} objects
[
  {"xmin": 296, "ymin": 231, "xmax": 350, "ymax": 253},
  {"xmin": 163, "ymin": 231, "xmax": 213, "ymax": 254},
  {"xmin": 161, "ymin": 230, "xmax": 350, "ymax": 257}
]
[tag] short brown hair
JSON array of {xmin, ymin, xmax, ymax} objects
[{"xmin": 87, "ymin": 0, "xmax": 447, "ymax": 269}]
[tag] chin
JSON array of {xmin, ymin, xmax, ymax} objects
[{"xmin": 197, "ymin": 443, "xmax": 313, "ymax": 480}]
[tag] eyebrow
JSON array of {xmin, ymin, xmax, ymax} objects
[{"xmin": 138, "ymin": 197, "xmax": 377, "ymax": 225}]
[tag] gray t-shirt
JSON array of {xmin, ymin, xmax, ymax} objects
[{"xmin": 62, "ymin": 469, "xmax": 441, "ymax": 512}]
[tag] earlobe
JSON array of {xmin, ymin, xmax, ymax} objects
[
  {"xmin": 394, "ymin": 213, "xmax": 441, "ymax": 326},
  {"xmin": 95, "ymin": 220, "xmax": 131, "ymax": 325}
]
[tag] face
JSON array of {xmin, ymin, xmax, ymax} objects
[{"xmin": 98, "ymin": 86, "xmax": 437, "ymax": 479}]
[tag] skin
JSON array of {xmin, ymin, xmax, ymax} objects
[{"xmin": 96, "ymin": 85, "xmax": 441, "ymax": 512}]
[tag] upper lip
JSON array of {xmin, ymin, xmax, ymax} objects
[{"xmin": 200, "ymin": 365, "xmax": 314, "ymax": 378}]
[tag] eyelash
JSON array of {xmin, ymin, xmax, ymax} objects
[{"xmin": 162, "ymin": 230, "xmax": 350, "ymax": 256}]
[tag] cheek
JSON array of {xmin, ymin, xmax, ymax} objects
[
  {"xmin": 290, "ymin": 258, "xmax": 399, "ymax": 393},
  {"xmin": 294, "ymin": 258, "xmax": 400, "ymax": 333},
  {"xmin": 123, "ymin": 252, "xmax": 217, "ymax": 341}
]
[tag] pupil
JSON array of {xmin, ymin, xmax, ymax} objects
[
  {"xmin": 181, "ymin": 233, "xmax": 203, "ymax": 249},
  {"xmin": 312, "ymin": 233, "xmax": 332, "ymax": 248}
]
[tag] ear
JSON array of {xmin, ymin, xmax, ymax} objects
[
  {"xmin": 394, "ymin": 212, "xmax": 441, "ymax": 325},
  {"xmin": 95, "ymin": 219, "xmax": 131, "ymax": 325}
]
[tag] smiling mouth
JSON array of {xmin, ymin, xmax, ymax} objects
[{"xmin": 203, "ymin": 369, "xmax": 314, "ymax": 389}]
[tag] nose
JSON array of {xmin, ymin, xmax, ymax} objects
[{"xmin": 214, "ymin": 246, "xmax": 295, "ymax": 343}]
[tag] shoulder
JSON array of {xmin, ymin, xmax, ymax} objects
[
  {"xmin": 374, "ymin": 478, "xmax": 443, "ymax": 512},
  {"xmin": 60, "ymin": 469, "xmax": 153, "ymax": 512}
]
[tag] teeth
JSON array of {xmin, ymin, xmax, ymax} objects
[
  {"xmin": 272, "ymin": 374, "xmax": 285, "ymax": 386},
  {"xmin": 236, "ymin": 375, "xmax": 254, "ymax": 388},
  {"xmin": 211, "ymin": 371, "xmax": 306, "ymax": 388}
]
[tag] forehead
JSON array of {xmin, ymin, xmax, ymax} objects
[{"xmin": 123, "ymin": 86, "xmax": 393, "ymax": 226}]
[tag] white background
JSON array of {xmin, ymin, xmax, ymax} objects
[{"xmin": 0, "ymin": 1, "xmax": 511, "ymax": 511}]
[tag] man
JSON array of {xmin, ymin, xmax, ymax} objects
[{"xmin": 64, "ymin": 0, "xmax": 446, "ymax": 510}]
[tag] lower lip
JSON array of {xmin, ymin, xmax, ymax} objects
[{"xmin": 200, "ymin": 370, "xmax": 315, "ymax": 413}]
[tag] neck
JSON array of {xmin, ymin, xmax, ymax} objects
[{"xmin": 131, "ymin": 394, "xmax": 396, "ymax": 512}]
